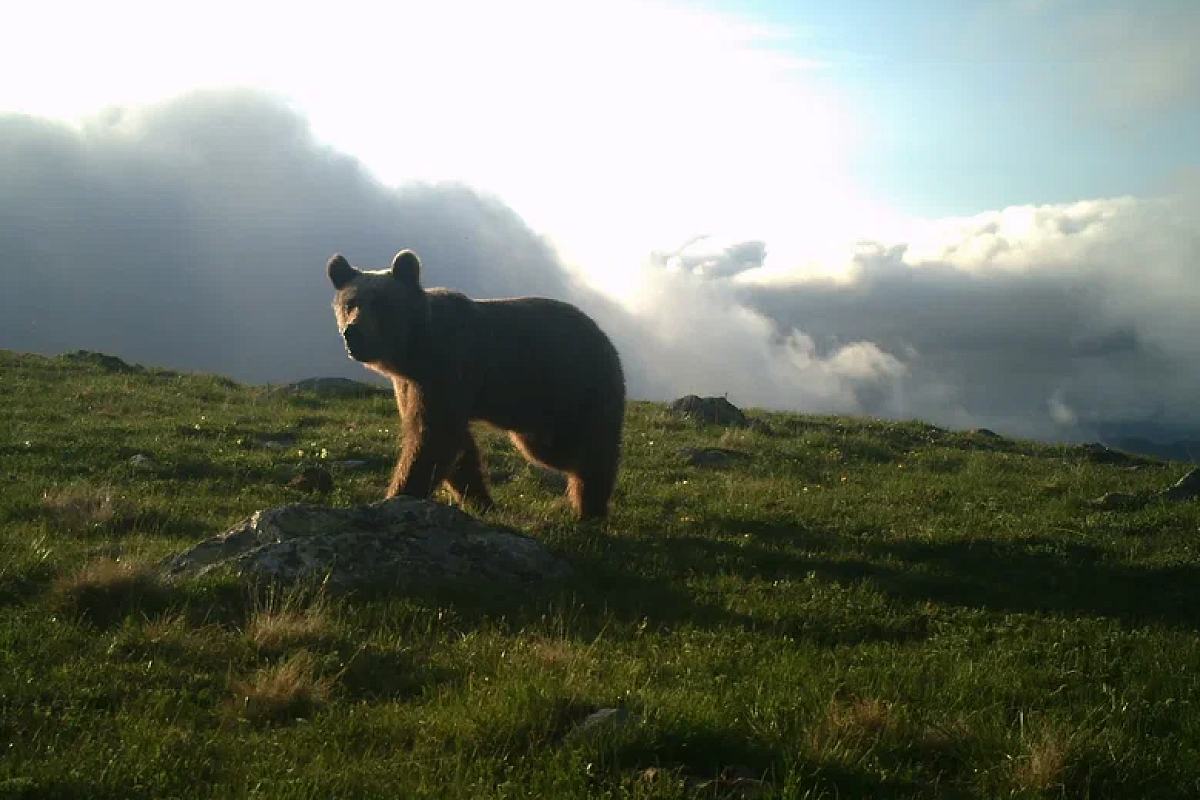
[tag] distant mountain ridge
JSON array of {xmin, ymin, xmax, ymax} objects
[
  {"xmin": 1099, "ymin": 437, "xmax": 1200, "ymax": 465},
  {"xmin": 1091, "ymin": 420, "xmax": 1200, "ymax": 465}
]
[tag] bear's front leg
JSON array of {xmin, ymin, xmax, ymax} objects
[
  {"xmin": 443, "ymin": 431, "xmax": 494, "ymax": 512},
  {"xmin": 387, "ymin": 416, "xmax": 466, "ymax": 500}
]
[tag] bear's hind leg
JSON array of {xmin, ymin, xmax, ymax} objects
[
  {"xmin": 511, "ymin": 429, "xmax": 618, "ymax": 520},
  {"xmin": 567, "ymin": 471, "xmax": 614, "ymax": 520},
  {"xmin": 444, "ymin": 431, "xmax": 494, "ymax": 513},
  {"xmin": 567, "ymin": 402, "xmax": 623, "ymax": 520},
  {"xmin": 567, "ymin": 438, "xmax": 619, "ymax": 520}
]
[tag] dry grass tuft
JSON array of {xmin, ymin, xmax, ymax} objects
[
  {"xmin": 824, "ymin": 696, "xmax": 897, "ymax": 741},
  {"xmin": 1011, "ymin": 725, "xmax": 1073, "ymax": 793},
  {"xmin": 247, "ymin": 607, "xmax": 334, "ymax": 654},
  {"xmin": 808, "ymin": 696, "xmax": 903, "ymax": 758},
  {"xmin": 244, "ymin": 583, "xmax": 337, "ymax": 654},
  {"xmin": 51, "ymin": 557, "xmax": 168, "ymax": 625},
  {"xmin": 527, "ymin": 637, "xmax": 584, "ymax": 669},
  {"xmin": 230, "ymin": 651, "xmax": 332, "ymax": 725},
  {"xmin": 42, "ymin": 483, "xmax": 127, "ymax": 533}
]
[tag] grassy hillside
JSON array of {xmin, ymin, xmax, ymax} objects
[{"xmin": 2, "ymin": 348, "xmax": 1199, "ymax": 799}]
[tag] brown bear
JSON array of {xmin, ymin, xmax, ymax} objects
[{"xmin": 327, "ymin": 249, "xmax": 625, "ymax": 519}]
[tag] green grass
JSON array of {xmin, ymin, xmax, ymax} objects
[{"xmin": 2, "ymin": 348, "xmax": 1200, "ymax": 798}]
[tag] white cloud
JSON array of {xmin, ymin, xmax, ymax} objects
[
  {"xmin": 3, "ymin": 91, "xmax": 1197, "ymax": 448},
  {"xmin": 603, "ymin": 257, "xmax": 910, "ymax": 415},
  {"xmin": 652, "ymin": 237, "xmax": 769, "ymax": 279},
  {"xmin": 722, "ymin": 186, "xmax": 1200, "ymax": 439}
]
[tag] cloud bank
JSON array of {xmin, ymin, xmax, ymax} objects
[
  {"xmin": 0, "ymin": 91, "xmax": 589, "ymax": 384},
  {"xmin": 737, "ymin": 197, "xmax": 1200, "ymax": 441},
  {"xmin": 2, "ymin": 91, "xmax": 1197, "ymax": 447}
]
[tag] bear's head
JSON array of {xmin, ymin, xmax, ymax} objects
[{"xmin": 327, "ymin": 250, "xmax": 426, "ymax": 367}]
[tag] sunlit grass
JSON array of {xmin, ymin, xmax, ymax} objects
[{"xmin": 2, "ymin": 348, "xmax": 1200, "ymax": 797}]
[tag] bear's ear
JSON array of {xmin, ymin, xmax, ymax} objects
[
  {"xmin": 391, "ymin": 250, "xmax": 421, "ymax": 288},
  {"xmin": 327, "ymin": 254, "xmax": 358, "ymax": 289}
]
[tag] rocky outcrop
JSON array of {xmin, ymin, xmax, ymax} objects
[
  {"xmin": 57, "ymin": 350, "xmax": 144, "ymax": 374},
  {"xmin": 1087, "ymin": 468, "xmax": 1200, "ymax": 512},
  {"xmin": 669, "ymin": 395, "xmax": 750, "ymax": 427},
  {"xmin": 1078, "ymin": 442, "xmax": 1157, "ymax": 467},
  {"xmin": 269, "ymin": 377, "xmax": 388, "ymax": 399}
]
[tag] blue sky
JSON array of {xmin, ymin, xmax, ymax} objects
[{"xmin": 699, "ymin": 0, "xmax": 1199, "ymax": 216}]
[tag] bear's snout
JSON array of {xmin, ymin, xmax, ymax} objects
[{"xmin": 342, "ymin": 323, "xmax": 366, "ymax": 359}]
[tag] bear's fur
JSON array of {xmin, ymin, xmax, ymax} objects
[{"xmin": 327, "ymin": 250, "xmax": 625, "ymax": 519}]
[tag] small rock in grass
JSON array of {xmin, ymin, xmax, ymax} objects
[
  {"xmin": 565, "ymin": 707, "xmax": 635, "ymax": 742},
  {"xmin": 289, "ymin": 466, "xmax": 333, "ymax": 494},
  {"xmin": 678, "ymin": 447, "xmax": 750, "ymax": 468},
  {"xmin": 1087, "ymin": 492, "xmax": 1148, "ymax": 512},
  {"xmin": 128, "ymin": 454, "xmax": 157, "ymax": 471},
  {"xmin": 257, "ymin": 433, "xmax": 297, "ymax": 450}
]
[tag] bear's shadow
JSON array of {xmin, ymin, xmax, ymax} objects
[
  {"xmin": 346, "ymin": 518, "xmax": 927, "ymax": 648},
  {"xmin": 370, "ymin": 509, "xmax": 1200, "ymax": 643}
]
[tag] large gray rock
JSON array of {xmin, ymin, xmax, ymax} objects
[
  {"xmin": 161, "ymin": 497, "xmax": 572, "ymax": 589},
  {"xmin": 678, "ymin": 447, "xmax": 751, "ymax": 468}
]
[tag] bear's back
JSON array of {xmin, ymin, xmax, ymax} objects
[{"xmin": 435, "ymin": 292, "xmax": 623, "ymax": 432}]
